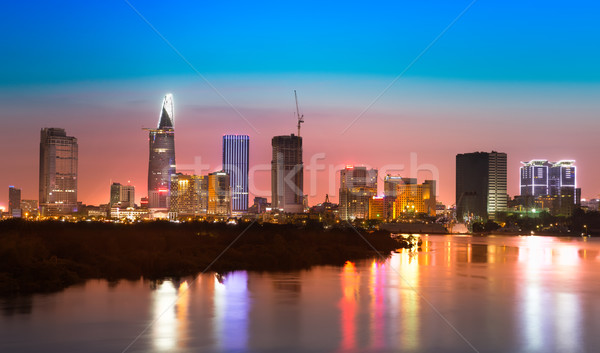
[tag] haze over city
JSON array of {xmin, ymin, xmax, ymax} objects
[{"xmin": 1, "ymin": 0, "xmax": 599, "ymax": 207}]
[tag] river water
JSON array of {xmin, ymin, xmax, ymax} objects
[{"xmin": 2, "ymin": 235, "xmax": 600, "ymax": 353}]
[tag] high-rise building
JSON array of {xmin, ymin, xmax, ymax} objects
[
  {"xmin": 39, "ymin": 128, "xmax": 78, "ymax": 216},
  {"xmin": 520, "ymin": 159, "xmax": 580, "ymax": 215},
  {"xmin": 8, "ymin": 186, "xmax": 21, "ymax": 215},
  {"xmin": 339, "ymin": 166, "xmax": 378, "ymax": 220},
  {"xmin": 456, "ymin": 151, "xmax": 507, "ymax": 221},
  {"xmin": 147, "ymin": 94, "xmax": 176, "ymax": 209},
  {"xmin": 208, "ymin": 171, "xmax": 231, "ymax": 216},
  {"xmin": 110, "ymin": 182, "xmax": 135, "ymax": 208},
  {"xmin": 271, "ymin": 134, "xmax": 303, "ymax": 213},
  {"xmin": 520, "ymin": 160, "xmax": 578, "ymax": 200},
  {"xmin": 222, "ymin": 134, "xmax": 249, "ymax": 214},
  {"xmin": 169, "ymin": 173, "xmax": 208, "ymax": 217}
]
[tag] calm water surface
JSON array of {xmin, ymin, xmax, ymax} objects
[{"xmin": 2, "ymin": 235, "xmax": 600, "ymax": 353}]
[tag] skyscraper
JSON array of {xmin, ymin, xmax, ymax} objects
[
  {"xmin": 271, "ymin": 134, "xmax": 303, "ymax": 213},
  {"xmin": 8, "ymin": 186, "xmax": 21, "ymax": 216},
  {"xmin": 339, "ymin": 166, "xmax": 378, "ymax": 220},
  {"xmin": 147, "ymin": 94, "xmax": 176, "ymax": 209},
  {"xmin": 222, "ymin": 134, "xmax": 249, "ymax": 214},
  {"xmin": 456, "ymin": 151, "xmax": 507, "ymax": 221},
  {"xmin": 39, "ymin": 128, "xmax": 78, "ymax": 216},
  {"xmin": 208, "ymin": 171, "xmax": 231, "ymax": 216}
]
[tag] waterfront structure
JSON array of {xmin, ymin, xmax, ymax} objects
[
  {"xmin": 271, "ymin": 134, "xmax": 303, "ymax": 213},
  {"xmin": 339, "ymin": 166, "xmax": 378, "ymax": 220},
  {"xmin": 208, "ymin": 171, "xmax": 231, "ymax": 216},
  {"xmin": 147, "ymin": 94, "xmax": 176, "ymax": 209},
  {"xmin": 8, "ymin": 186, "xmax": 21, "ymax": 216},
  {"xmin": 39, "ymin": 128, "xmax": 78, "ymax": 216},
  {"xmin": 110, "ymin": 182, "xmax": 135, "ymax": 208},
  {"xmin": 392, "ymin": 180, "xmax": 437, "ymax": 217},
  {"xmin": 456, "ymin": 151, "xmax": 507, "ymax": 221},
  {"xmin": 169, "ymin": 173, "xmax": 208, "ymax": 217},
  {"xmin": 222, "ymin": 135, "xmax": 249, "ymax": 214}
]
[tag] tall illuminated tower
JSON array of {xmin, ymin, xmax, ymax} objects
[
  {"xmin": 147, "ymin": 94, "xmax": 176, "ymax": 209},
  {"xmin": 39, "ymin": 128, "xmax": 78, "ymax": 216},
  {"xmin": 222, "ymin": 135, "xmax": 249, "ymax": 214}
]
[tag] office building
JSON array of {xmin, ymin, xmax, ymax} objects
[
  {"xmin": 271, "ymin": 134, "xmax": 303, "ymax": 213},
  {"xmin": 519, "ymin": 159, "xmax": 580, "ymax": 215},
  {"xmin": 456, "ymin": 151, "xmax": 507, "ymax": 221},
  {"xmin": 368, "ymin": 196, "xmax": 387, "ymax": 220},
  {"xmin": 520, "ymin": 160, "xmax": 579, "ymax": 201},
  {"xmin": 223, "ymin": 134, "xmax": 249, "ymax": 214},
  {"xmin": 339, "ymin": 166, "xmax": 378, "ymax": 220},
  {"xmin": 208, "ymin": 171, "xmax": 231, "ymax": 216},
  {"xmin": 169, "ymin": 173, "xmax": 208, "ymax": 217},
  {"xmin": 8, "ymin": 186, "xmax": 21, "ymax": 216},
  {"xmin": 147, "ymin": 94, "xmax": 176, "ymax": 209},
  {"xmin": 39, "ymin": 128, "xmax": 78, "ymax": 216},
  {"xmin": 110, "ymin": 183, "xmax": 135, "ymax": 208},
  {"xmin": 392, "ymin": 180, "xmax": 437, "ymax": 217}
]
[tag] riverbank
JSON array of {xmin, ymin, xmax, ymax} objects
[{"xmin": 0, "ymin": 220, "xmax": 408, "ymax": 296}]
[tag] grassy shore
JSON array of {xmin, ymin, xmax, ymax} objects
[{"xmin": 0, "ymin": 220, "xmax": 407, "ymax": 296}]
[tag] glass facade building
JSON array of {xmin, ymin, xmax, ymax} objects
[
  {"xmin": 39, "ymin": 128, "xmax": 78, "ymax": 216},
  {"xmin": 222, "ymin": 135, "xmax": 249, "ymax": 214},
  {"xmin": 147, "ymin": 94, "xmax": 176, "ymax": 209}
]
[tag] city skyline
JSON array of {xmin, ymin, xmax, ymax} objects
[{"xmin": 1, "ymin": 1, "xmax": 599, "ymax": 208}]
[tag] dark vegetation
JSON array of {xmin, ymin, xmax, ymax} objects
[{"xmin": 0, "ymin": 220, "xmax": 406, "ymax": 296}]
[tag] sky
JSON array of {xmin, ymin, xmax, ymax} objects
[{"xmin": 1, "ymin": 0, "xmax": 599, "ymax": 208}]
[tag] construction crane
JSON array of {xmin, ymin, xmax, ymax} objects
[{"xmin": 294, "ymin": 90, "xmax": 304, "ymax": 136}]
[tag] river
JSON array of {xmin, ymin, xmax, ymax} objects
[{"xmin": 1, "ymin": 235, "xmax": 599, "ymax": 353}]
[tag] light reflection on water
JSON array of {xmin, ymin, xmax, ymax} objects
[{"xmin": 1, "ymin": 235, "xmax": 600, "ymax": 352}]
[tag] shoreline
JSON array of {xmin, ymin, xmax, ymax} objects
[{"xmin": 0, "ymin": 220, "xmax": 412, "ymax": 297}]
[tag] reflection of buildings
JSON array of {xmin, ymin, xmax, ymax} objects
[
  {"xmin": 39, "ymin": 128, "xmax": 78, "ymax": 216},
  {"xmin": 214, "ymin": 272, "xmax": 249, "ymax": 351},
  {"xmin": 271, "ymin": 134, "xmax": 303, "ymax": 213},
  {"xmin": 456, "ymin": 151, "xmax": 507, "ymax": 221},
  {"xmin": 147, "ymin": 94, "xmax": 176, "ymax": 209},
  {"xmin": 339, "ymin": 166, "xmax": 377, "ymax": 220},
  {"xmin": 339, "ymin": 261, "xmax": 360, "ymax": 350},
  {"xmin": 152, "ymin": 280, "xmax": 190, "ymax": 352},
  {"xmin": 223, "ymin": 135, "xmax": 250, "ymax": 214}
]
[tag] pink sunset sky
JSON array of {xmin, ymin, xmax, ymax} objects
[{"xmin": 0, "ymin": 74, "xmax": 599, "ymax": 209}]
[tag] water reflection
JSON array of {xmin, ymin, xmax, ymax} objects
[
  {"xmin": 2, "ymin": 236, "xmax": 600, "ymax": 353},
  {"xmin": 151, "ymin": 280, "xmax": 190, "ymax": 351},
  {"xmin": 339, "ymin": 261, "xmax": 359, "ymax": 351},
  {"xmin": 214, "ymin": 272, "xmax": 249, "ymax": 351}
]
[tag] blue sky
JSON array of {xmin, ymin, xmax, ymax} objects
[{"xmin": 2, "ymin": 0, "xmax": 599, "ymax": 84}]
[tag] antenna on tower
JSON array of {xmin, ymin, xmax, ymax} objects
[{"xmin": 294, "ymin": 90, "xmax": 304, "ymax": 136}]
